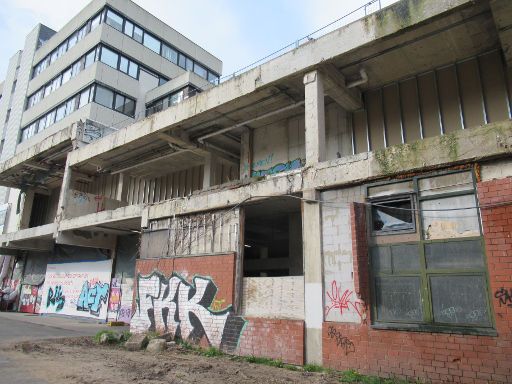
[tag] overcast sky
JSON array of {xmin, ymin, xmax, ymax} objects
[{"xmin": 0, "ymin": 0, "xmax": 398, "ymax": 82}]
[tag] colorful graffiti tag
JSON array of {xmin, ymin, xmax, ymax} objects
[
  {"xmin": 46, "ymin": 285, "xmax": 65, "ymax": 311},
  {"xmin": 325, "ymin": 281, "xmax": 365, "ymax": 320},
  {"xmin": 77, "ymin": 281, "xmax": 110, "ymax": 317},
  {"xmin": 251, "ymin": 158, "xmax": 304, "ymax": 177},
  {"xmin": 132, "ymin": 272, "xmax": 246, "ymax": 352}
]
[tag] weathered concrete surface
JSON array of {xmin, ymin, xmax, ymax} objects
[
  {"xmin": 146, "ymin": 120, "xmax": 512, "ymax": 221},
  {"xmin": 0, "ymin": 223, "xmax": 56, "ymax": 244},
  {"xmin": 125, "ymin": 334, "xmax": 149, "ymax": 351},
  {"xmin": 58, "ymin": 204, "xmax": 142, "ymax": 231},
  {"xmin": 146, "ymin": 338, "xmax": 167, "ymax": 353},
  {"xmin": 67, "ymin": 0, "xmax": 474, "ymax": 169}
]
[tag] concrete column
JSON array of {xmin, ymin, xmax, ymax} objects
[
  {"xmin": 240, "ymin": 128, "xmax": 252, "ymax": 179},
  {"xmin": 302, "ymin": 188, "xmax": 324, "ymax": 364},
  {"xmin": 19, "ymin": 190, "xmax": 35, "ymax": 230},
  {"xmin": 55, "ymin": 158, "xmax": 73, "ymax": 231},
  {"xmin": 116, "ymin": 173, "xmax": 130, "ymax": 203},
  {"xmin": 203, "ymin": 153, "xmax": 218, "ymax": 188},
  {"xmin": 304, "ymin": 70, "xmax": 326, "ymax": 166}
]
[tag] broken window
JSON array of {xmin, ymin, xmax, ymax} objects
[{"xmin": 367, "ymin": 170, "xmax": 493, "ymax": 333}]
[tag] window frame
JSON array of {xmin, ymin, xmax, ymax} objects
[{"xmin": 367, "ymin": 169, "xmax": 496, "ymax": 336}]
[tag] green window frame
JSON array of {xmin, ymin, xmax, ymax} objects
[{"xmin": 367, "ymin": 169, "xmax": 496, "ymax": 335}]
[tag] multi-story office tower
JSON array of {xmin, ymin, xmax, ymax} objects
[{"xmin": 0, "ymin": 0, "xmax": 221, "ymax": 316}]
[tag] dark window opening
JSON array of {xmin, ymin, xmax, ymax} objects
[
  {"xmin": 371, "ymin": 196, "xmax": 414, "ymax": 234},
  {"xmin": 243, "ymin": 197, "xmax": 303, "ymax": 277}
]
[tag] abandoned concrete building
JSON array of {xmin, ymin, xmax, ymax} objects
[{"xmin": 0, "ymin": 0, "xmax": 511, "ymax": 382}]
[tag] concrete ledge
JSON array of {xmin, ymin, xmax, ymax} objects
[
  {"xmin": 0, "ymin": 223, "xmax": 56, "ymax": 243},
  {"xmin": 58, "ymin": 204, "xmax": 143, "ymax": 231}
]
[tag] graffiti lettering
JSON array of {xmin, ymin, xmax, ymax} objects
[
  {"xmin": 132, "ymin": 272, "xmax": 246, "ymax": 352},
  {"xmin": 325, "ymin": 281, "xmax": 365, "ymax": 320},
  {"xmin": 327, "ymin": 326, "xmax": 355, "ymax": 355},
  {"xmin": 72, "ymin": 191, "xmax": 90, "ymax": 204},
  {"xmin": 495, "ymin": 287, "xmax": 512, "ymax": 307},
  {"xmin": 251, "ymin": 158, "xmax": 303, "ymax": 177},
  {"xmin": 47, "ymin": 285, "xmax": 65, "ymax": 311},
  {"xmin": 77, "ymin": 281, "xmax": 109, "ymax": 316}
]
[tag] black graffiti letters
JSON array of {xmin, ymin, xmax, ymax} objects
[
  {"xmin": 327, "ymin": 326, "xmax": 355, "ymax": 355},
  {"xmin": 495, "ymin": 287, "xmax": 512, "ymax": 307}
]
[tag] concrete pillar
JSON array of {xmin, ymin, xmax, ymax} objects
[
  {"xmin": 203, "ymin": 153, "xmax": 218, "ymax": 188},
  {"xmin": 19, "ymin": 190, "xmax": 35, "ymax": 230},
  {"xmin": 116, "ymin": 173, "xmax": 129, "ymax": 203},
  {"xmin": 240, "ymin": 128, "xmax": 252, "ymax": 179},
  {"xmin": 304, "ymin": 70, "xmax": 326, "ymax": 166},
  {"xmin": 55, "ymin": 158, "xmax": 73, "ymax": 230},
  {"xmin": 302, "ymin": 189, "xmax": 324, "ymax": 364}
]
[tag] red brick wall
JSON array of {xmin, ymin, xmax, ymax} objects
[
  {"xmin": 236, "ymin": 318, "xmax": 304, "ymax": 365},
  {"xmin": 322, "ymin": 179, "xmax": 512, "ymax": 383}
]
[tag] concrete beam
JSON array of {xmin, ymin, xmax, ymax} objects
[
  {"xmin": 146, "ymin": 120, "xmax": 512, "ymax": 220},
  {"xmin": 202, "ymin": 153, "xmax": 218, "ymax": 188},
  {"xmin": 320, "ymin": 64, "xmax": 362, "ymax": 111},
  {"xmin": 240, "ymin": 128, "xmax": 252, "ymax": 179},
  {"xmin": 58, "ymin": 204, "xmax": 143, "ymax": 232},
  {"xmin": 491, "ymin": 0, "xmax": 512, "ymax": 67}
]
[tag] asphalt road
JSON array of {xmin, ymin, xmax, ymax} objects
[{"xmin": 0, "ymin": 312, "xmax": 128, "ymax": 383}]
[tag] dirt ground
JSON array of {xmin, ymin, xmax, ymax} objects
[{"xmin": 0, "ymin": 337, "xmax": 342, "ymax": 384}]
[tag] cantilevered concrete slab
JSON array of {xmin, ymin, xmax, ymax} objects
[
  {"xmin": 0, "ymin": 223, "xmax": 56, "ymax": 252},
  {"xmin": 67, "ymin": 0, "xmax": 488, "ymax": 177}
]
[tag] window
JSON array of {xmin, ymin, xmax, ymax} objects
[
  {"xmin": 124, "ymin": 20, "xmax": 134, "ymax": 37},
  {"xmin": 105, "ymin": 9, "xmax": 123, "ymax": 31},
  {"xmin": 77, "ymin": 24, "xmax": 87, "ymax": 41},
  {"xmin": 368, "ymin": 171, "xmax": 493, "ymax": 333},
  {"xmin": 133, "ymin": 26, "xmax": 143, "ymax": 43},
  {"xmin": 5, "ymin": 109, "xmax": 10, "ymax": 124},
  {"xmin": 78, "ymin": 88, "xmax": 91, "ymax": 108},
  {"xmin": 124, "ymin": 98, "xmax": 135, "ymax": 116},
  {"xmin": 91, "ymin": 12, "xmax": 102, "ymax": 31},
  {"xmin": 67, "ymin": 32, "xmax": 78, "ymax": 50},
  {"xmin": 128, "ymin": 61, "xmax": 138, "ymax": 78},
  {"xmin": 65, "ymin": 97, "xmax": 76, "ymax": 116},
  {"xmin": 208, "ymin": 71, "xmax": 218, "ymax": 84},
  {"xmin": 11, "ymin": 80, "xmax": 17, "ymax": 93},
  {"xmin": 55, "ymin": 104, "xmax": 66, "ymax": 122},
  {"xmin": 143, "ymin": 32, "xmax": 160, "ymax": 54},
  {"xmin": 119, "ymin": 56, "xmax": 129, "ymax": 73},
  {"xmin": 94, "ymin": 85, "xmax": 114, "ymax": 109},
  {"xmin": 193, "ymin": 63, "xmax": 207, "ymax": 79},
  {"xmin": 162, "ymin": 44, "xmax": 178, "ymax": 64},
  {"xmin": 71, "ymin": 61, "xmax": 81, "ymax": 77},
  {"xmin": 100, "ymin": 46, "xmax": 119, "ymax": 69},
  {"xmin": 62, "ymin": 67, "xmax": 72, "ymax": 85},
  {"xmin": 84, "ymin": 48, "xmax": 97, "ymax": 68},
  {"xmin": 114, "ymin": 94, "xmax": 125, "ymax": 113}
]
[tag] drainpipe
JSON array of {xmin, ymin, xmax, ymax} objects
[{"xmin": 346, "ymin": 68, "xmax": 368, "ymax": 89}]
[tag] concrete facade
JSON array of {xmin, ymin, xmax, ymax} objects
[{"xmin": 0, "ymin": 0, "xmax": 512, "ymax": 383}]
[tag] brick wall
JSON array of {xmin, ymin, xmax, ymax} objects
[
  {"xmin": 322, "ymin": 179, "xmax": 512, "ymax": 383},
  {"xmin": 130, "ymin": 254, "xmax": 305, "ymax": 362},
  {"xmin": 237, "ymin": 318, "xmax": 304, "ymax": 365}
]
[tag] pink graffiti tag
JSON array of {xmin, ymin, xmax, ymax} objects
[{"xmin": 325, "ymin": 281, "xmax": 364, "ymax": 319}]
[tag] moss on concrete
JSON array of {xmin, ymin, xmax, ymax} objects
[{"xmin": 439, "ymin": 133, "xmax": 459, "ymax": 162}]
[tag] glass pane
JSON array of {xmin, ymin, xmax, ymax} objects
[
  {"xmin": 79, "ymin": 88, "xmax": 90, "ymax": 108},
  {"xmin": 46, "ymin": 110, "xmax": 56, "ymax": 126},
  {"xmin": 65, "ymin": 98, "xmax": 76, "ymax": 115},
  {"xmin": 128, "ymin": 62, "xmax": 138, "ymax": 78},
  {"xmin": 375, "ymin": 276, "xmax": 423, "ymax": 321},
  {"xmin": 62, "ymin": 68, "xmax": 72, "ymax": 84},
  {"xmin": 186, "ymin": 57, "xmax": 193, "ymax": 71},
  {"xmin": 421, "ymin": 195, "xmax": 480, "ymax": 240},
  {"xmin": 106, "ymin": 9, "xmax": 123, "ymax": 31},
  {"xmin": 119, "ymin": 57, "xmax": 129, "ymax": 73},
  {"xmin": 419, "ymin": 172, "xmax": 473, "ymax": 197},
  {"xmin": 114, "ymin": 94, "xmax": 125, "ymax": 113},
  {"xmin": 100, "ymin": 46, "xmax": 119, "ymax": 69},
  {"xmin": 143, "ymin": 33, "xmax": 161, "ymax": 54},
  {"xmin": 425, "ymin": 240, "xmax": 484, "ymax": 269},
  {"xmin": 193, "ymin": 63, "xmax": 207, "ymax": 79},
  {"xmin": 71, "ymin": 61, "xmax": 81, "ymax": 77},
  {"xmin": 368, "ymin": 181, "xmax": 414, "ymax": 198},
  {"xmin": 371, "ymin": 246, "xmax": 391, "ymax": 273},
  {"xmin": 94, "ymin": 86, "xmax": 114, "ymax": 109},
  {"xmin": 84, "ymin": 49, "xmax": 96, "ymax": 68},
  {"xmin": 162, "ymin": 44, "xmax": 178, "ymax": 64},
  {"xmin": 55, "ymin": 105, "xmax": 66, "ymax": 121},
  {"xmin": 170, "ymin": 90, "xmax": 183, "ymax": 105},
  {"xmin": 91, "ymin": 13, "xmax": 101, "ymax": 30},
  {"xmin": 391, "ymin": 244, "xmax": 420, "ymax": 272},
  {"xmin": 178, "ymin": 54, "xmax": 186, "ymax": 69},
  {"xmin": 371, "ymin": 197, "xmax": 414, "ymax": 233},
  {"xmin": 430, "ymin": 275, "xmax": 491, "ymax": 326},
  {"xmin": 124, "ymin": 20, "xmax": 134, "ymax": 37},
  {"xmin": 208, "ymin": 72, "xmax": 218, "ymax": 84},
  {"xmin": 133, "ymin": 26, "xmax": 143, "ymax": 43},
  {"xmin": 67, "ymin": 33, "xmax": 78, "ymax": 49},
  {"xmin": 124, "ymin": 98, "xmax": 135, "ymax": 116}
]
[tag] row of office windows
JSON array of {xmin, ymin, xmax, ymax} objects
[
  {"xmin": 21, "ymin": 83, "xmax": 135, "ymax": 143},
  {"xmin": 32, "ymin": 7, "xmax": 220, "ymax": 85},
  {"xmin": 32, "ymin": 10, "xmax": 104, "ymax": 79},
  {"xmin": 104, "ymin": 8, "xmax": 219, "ymax": 84},
  {"xmin": 145, "ymin": 85, "xmax": 200, "ymax": 117},
  {"xmin": 27, "ymin": 44, "xmax": 167, "ymax": 111}
]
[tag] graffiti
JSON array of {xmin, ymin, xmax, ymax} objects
[
  {"xmin": 251, "ymin": 158, "xmax": 303, "ymax": 177},
  {"xmin": 94, "ymin": 195, "xmax": 105, "ymax": 212},
  {"xmin": 243, "ymin": 153, "xmax": 274, "ymax": 172},
  {"xmin": 133, "ymin": 272, "xmax": 246, "ymax": 352},
  {"xmin": 440, "ymin": 306, "xmax": 463, "ymax": 321},
  {"xmin": 72, "ymin": 191, "xmax": 90, "ymax": 204},
  {"xmin": 325, "ymin": 281, "xmax": 365, "ymax": 320},
  {"xmin": 118, "ymin": 306, "xmax": 132, "ymax": 323},
  {"xmin": 327, "ymin": 326, "xmax": 355, "ymax": 355},
  {"xmin": 77, "ymin": 281, "xmax": 110, "ymax": 316},
  {"xmin": 211, "ymin": 298, "xmax": 226, "ymax": 311},
  {"xmin": 495, "ymin": 287, "xmax": 512, "ymax": 307},
  {"xmin": 46, "ymin": 285, "xmax": 65, "ymax": 311}
]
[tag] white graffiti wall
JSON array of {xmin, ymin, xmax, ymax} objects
[{"xmin": 40, "ymin": 260, "xmax": 113, "ymax": 320}]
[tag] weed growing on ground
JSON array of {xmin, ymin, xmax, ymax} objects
[
  {"xmin": 93, "ymin": 330, "xmax": 120, "ymax": 344},
  {"xmin": 202, "ymin": 347, "xmax": 224, "ymax": 357},
  {"xmin": 304, "ymin": 363, "xmax": 325, "ymax": 373}
]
